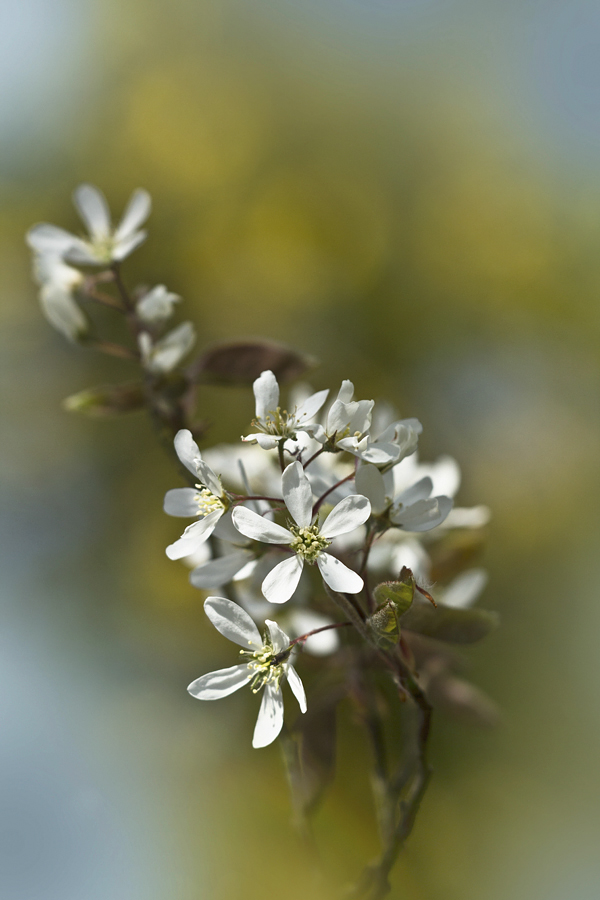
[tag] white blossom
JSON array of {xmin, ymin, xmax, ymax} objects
[
  {"xmin": 138, "ymin": 321, "xmax": 196, "ymax": 374},
  {"xmin": 164, "ymin": 430, "xmax": 230, "ymax": 560},
  {"xmin": 232, "ymin": 461, "xmax": 371, "ymax": 603},
  {"xmin": 355, "ymin": 462, "xmax": 453, "ymax": 532},
  {"xmin": 136, "ymin": 284, "xmax": 181, "ymax": 323},
  {"xmin": 187, "ymin": 597, "xmax": 306, "ymax": 748},
  {"xmin": 27, "ymin": 184, "xmax": 151, "ymax": 266},
  {"xmin": 242, "ymin": 369, "xmax": 329, "ymax": 450},
  {"xmin": 306, "ymin": 379, "xmax": 374, "ymax": 449},
  {"xmin": 31, "ymin": 251, "xmax": 87, "ymax": 342}
]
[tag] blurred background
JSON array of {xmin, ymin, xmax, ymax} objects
[{"xmin": 2, "ymin": 0, "xmax": 600, "ymax": 897}]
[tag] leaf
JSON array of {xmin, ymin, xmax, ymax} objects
[
  {"xmin": 368, "ymin": 601, "xmax": 400, "ymax": 650},
  {"xmin": 189, "ymin": 340, "xmax": 316, "ymax": 385},
  {"xmin": 372, "ymin": 566, "xmax": 415, "ymax": 614},
  {"xmin": 426, "ymin": 674, "xmax": 500, "ymax": 727},
  {"xmin": 62, "ymin": 382, "xmax": 145, "ymax": 416},
  {"xmin": 401, "ymin": 602, "xmax": 499, "ymax": 644}
]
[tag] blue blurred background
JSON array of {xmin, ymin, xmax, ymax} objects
[{"xmin": 2, "ymin": 0, "xmax": 600, "ymax": 897}]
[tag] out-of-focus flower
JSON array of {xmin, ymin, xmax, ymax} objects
[
  {"xmin": 31, "ymin": 252, "xmax": 87, "ymax": 342},
  {"xmin": 164, "ymin": 429, "xmax": 229, "ymax": 560},
  {"xmin": 136, "ymin": 284, "xmax": 181, "ymax": 323},
  {"xmin": 242, "ymin": 369, "xmax": 329, "ymax": 450},
  {"xmin": 27, "ymin": 183, "xmax": 151, "ymax": 265},
  {"xmin": 306, "ymin": 379, "xmax": 374, "ymax": 449},
  {"xmin": 232, "ymin": 461, "xmax": 371, "ymax": 603},
  {"xmin": 188, "ymin": 597, "xmax": 306, "ymax": 748},
  {"xmin": 138, "ymin": 322, "xmax": 196, "ymax": 373}
]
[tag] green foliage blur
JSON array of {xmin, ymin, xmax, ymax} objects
[{"xmin": 3, "ymin": 1, "xmax": 600, "ymax": 898}]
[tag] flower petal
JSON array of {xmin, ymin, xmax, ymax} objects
[
  {"xmin": 441, "ymin": 568, "xmax": 488, "ymax": 610},
  {"xmin": 26, "ymin": 223, "xmax": 79, "ymax": 254},
  {"xmin": 73, "ymin": 184, "xmax": 111, "ymax": 238},
  {"xmin": 295, "ymin": 389, "xmax": 329, "ymax": 423},
  {"xmin": 204, "ymin": 596, "xmax": 263, "ymax": 648},
  {"xmin": 166, "ymin": 509, "xmax": 223, "ymax": 559},
  {"xmin": 196, "ymin": 459, "xmax": 222, "ymax": 497},
  {"xmin": 317, "ymin": 553, "xmax": 364, "ymax": 593},
  {"xmin": 286, "ymin": 665, "xmax": 307, "ymax": 713},
  {"xmin": 355, "ymin": 464, "xmax": 387, "ymax": 514},
  {"xmin": 163, "ymin": 487, "xmax": 200, "ymax": 517},
  {"xmin": 390, "ymin": 496, "xmax": 453, "ymax": 532},
  {"xmin": 252, "ymin": 684, "xmax": 284, "ymax": 748},
  {"xmin": 321, "ymin": 494, "xmax": 371, "ymax": 539},
  {"xmin": 114, "ymin": 188, "xmax": 152, "ymax": 241},
  {"xmin": 174, "ymin": 429, "xmax": 201, "ymax": 474},
  {"xmin": 187, "ymin": 664, "xmax": 251, "ymax": 700},
  {"xmin": 265, "ymin": 619, "xmax": 290, "ymax": 655},
  {"xmin": 190, "ymin": 550, "xmax": 254, "ymax": 589},
  {"xmin": 262, "ymin": 555, "xmax": 304, "ymax": 604},
  {"xmin": 232, "ymin": 507, "xmax": 292, "ymax": 544},
  {"xmin": 255, "ymin": 434, "xmax": 278, "ymax": 450},
  {"xmin": 395, "ymin": 476, "xmax": 433, "ymax": 507},
  {"xmin": 282, "ymin": 461, "xmax": 313, "ymax": 528},
  {"xmin": 112, "ymin": 229, "xmax": 148, "ymax": 261},
  {"xmin": 253, "ymin": 370, "xmax": 279, "ymax": 421}
]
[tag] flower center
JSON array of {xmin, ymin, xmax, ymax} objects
[
  {"xmin": 240, "ymin": 640, "xmax": 286, "ymax": 693},
  {"xmin": 194, "ymin": 486, "xmax": 224, "ymax": 517},
  {"xmin": 253, "ymin": 406, "xmax": 297, "ymax": 440},
  {"xmin": 88, "ymin": 235, "xmax": 116, "ymax": 263},
  {"xmin": 289, "ymin": 524, "xmax": 330, "ymax": 562}
]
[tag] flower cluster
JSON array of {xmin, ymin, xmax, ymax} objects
[{"xmin": 164, "ymin": 369, "xmax": 492, "ymax": 747}]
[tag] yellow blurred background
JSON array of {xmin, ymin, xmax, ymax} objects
[{"xmin": 2, "ymin": 0, "xmax": 600, "ymax": 898}]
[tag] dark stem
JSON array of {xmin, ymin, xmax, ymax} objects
[
  {"xmin": 312, "ymin": 472, "xmax": 355, "ymax": 516},
  {"xmin": 303, "ymin": 446, "xmax": 326, "ymax": 469}
]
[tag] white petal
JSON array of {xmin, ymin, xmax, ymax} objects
[
  {"xmin": 391, "ymin": 496, "xmax": 453, "ymax": 532},
  {"xmin": 395, "ymin": 476, "xmax": 433, "ymax": 507},
  {"xmin": 327, "ymin": 398, "xmax": 351, "ymax": 434},
  {"xmin": 254, "ymin": 370, "xmax": 279, "ymax": 421},
  {"xmin": 114, "ymin": 188, "xmax": 152, "ymax": 241},
  {"xmin": 441, "ymin": 568, "xmax": 488, "ymax": 609},
  {"xmin": 196, "ymin": 459, "xmax": 222, "ymax": 497},
  {"xmin": 287, "ymin": 609, "xmax": 340, "ymax": 656},
  {"xmin": 358, "ymin": 442, "xmax": 401, "ymax": 465},
  {"xmin": 63, "ymin": 242, "xmax": 105, "ymax": 265},
  {"xmin": 112, "ymin": 229, "xmax": 147, "ymax": 261},
  {"xmin": 73, "ymin": 184, "xmax": 111, "ymax": 238},
  {"xmin": 204, "ymin": 596, "xmax": 263, "ymax": 648},
  {"xmin": 347, "ymin": 399, "xmax": 374, "ymax": 435},
  {"xmin": 286, "ymin": 665, "xmax": 307, "ymax": 713},
  {"xmin": 255, "ymin": 434, "xmax": 278, "ymax": 450},
  {"xmin": 282, "ymin": 461, "xmax": 313, "ymax": 528},
  {"xmin": 321, "ymin": 494, "xmax": 371, "ymax": 539},
  {"xmin": 265, "ymin": 619, "xmax": 290, "ymax": 654},
  {"xmin": 355, "ymin": 464, "xmax": 387, "ymax": 514},
  {"xmin": 163, "ymin": 487, "xmax": 200, "ymax": 517},
  {"xmin": 262, "ymin": 555, "xmax": 304, "ymax": 604},
  {"xmin": 442, "ymin": 505, "xmax": 491, "ymax": 529},
  {"xmin": 26, "ymin": 223, "xmax": 79, "ymax": 254},
  {"xmin": 39, "ymin": 285, "xmax": 88, "ymax": 342},
  {"xmin": 294, "ymin": 389, "xmax": 329, "ymax": 423},
  {"xmin": 232, "ymin": 507, "xmax": 292, "ymax": 544},
  {"xmin": 166, "ymin": 509, "xmax": 223, "ymax": 559},
  {"xmin": 317, "ymin": 553, "xmax": 364, "ymax": 593},
  {"xmin": 252, "ymin": 685, "xmax": 284, "ymax": 748},
  {"xmin": 174, "ymin": 429, "xmax": 201, "ymax": 475},
  {"xmin": 190, "ymin": 550, "xmax": 254, "ymax": 589},
  {"xmin": 187, "ymin": 664, "xmax": 251, "ymax": 700},
  {"xmin": 337, "ymin": 380, "xmax": 354, "ymax": 403}
]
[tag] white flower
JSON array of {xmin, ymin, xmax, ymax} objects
[
  {"xmin": 164, "ymin": 430, "xmax": 229, "ymax": 560},
  {"xmin": 187, "ymin": 597, "xmax": 306, "ymax": 748},
  {"xmin": 243, "ymin": 369, "xmax": 329, "ymax": 450},
  {"xmin": 232, "ymin": 461, "xmax": 371, "ymax": 603},
  {"xmin": 136, "ymin": 284, "xmax": 181, "ymax": 323},
  {"xmin": 27, "ymin": 183, "xmax": 151, "ymax": 266},
  {"xmin": 32, "ymin": 251, "xmax": 87, "ymax": 342},
  {"xmin": 340, "ymin": 417, "xmax": 422, "ymax": 467},
  {"xmin": 355, "ymin": 463, "xmax": 453, "ymax": 532},
  {"xmin": 307, "ymin": 379, "xmax": 374, "ymax": 449},
  {"xmin": 138, "ymin": 321, "xmax": 196, "ymax": 373}
]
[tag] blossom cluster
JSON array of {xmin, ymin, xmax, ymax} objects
[{"xmin": 164, "ymin": 369, "xmax": 490, "ymax": 747}]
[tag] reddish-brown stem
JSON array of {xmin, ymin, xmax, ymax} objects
[
  {"xmin": 303, "ymin": 446, "xmax": 326, "ymax": 469},
  {"xmin": 312, "ymin": 471, "xmax": 355, "ymax": 516}
]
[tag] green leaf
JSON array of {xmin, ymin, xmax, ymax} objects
[
  {"xmin": 372, "ymin": 566, "xmax": 415, "ymax": 615},
  {"xmin": 189, "ymin": 340, "xmax": 316, "ymax": 385},
  {"xmin": 401, "ymin": 603, "xmax": 499, "ymax": 644},
  {"xmin": 367, "ymin": 601, "xmax": 401, "ymax": 650}
]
